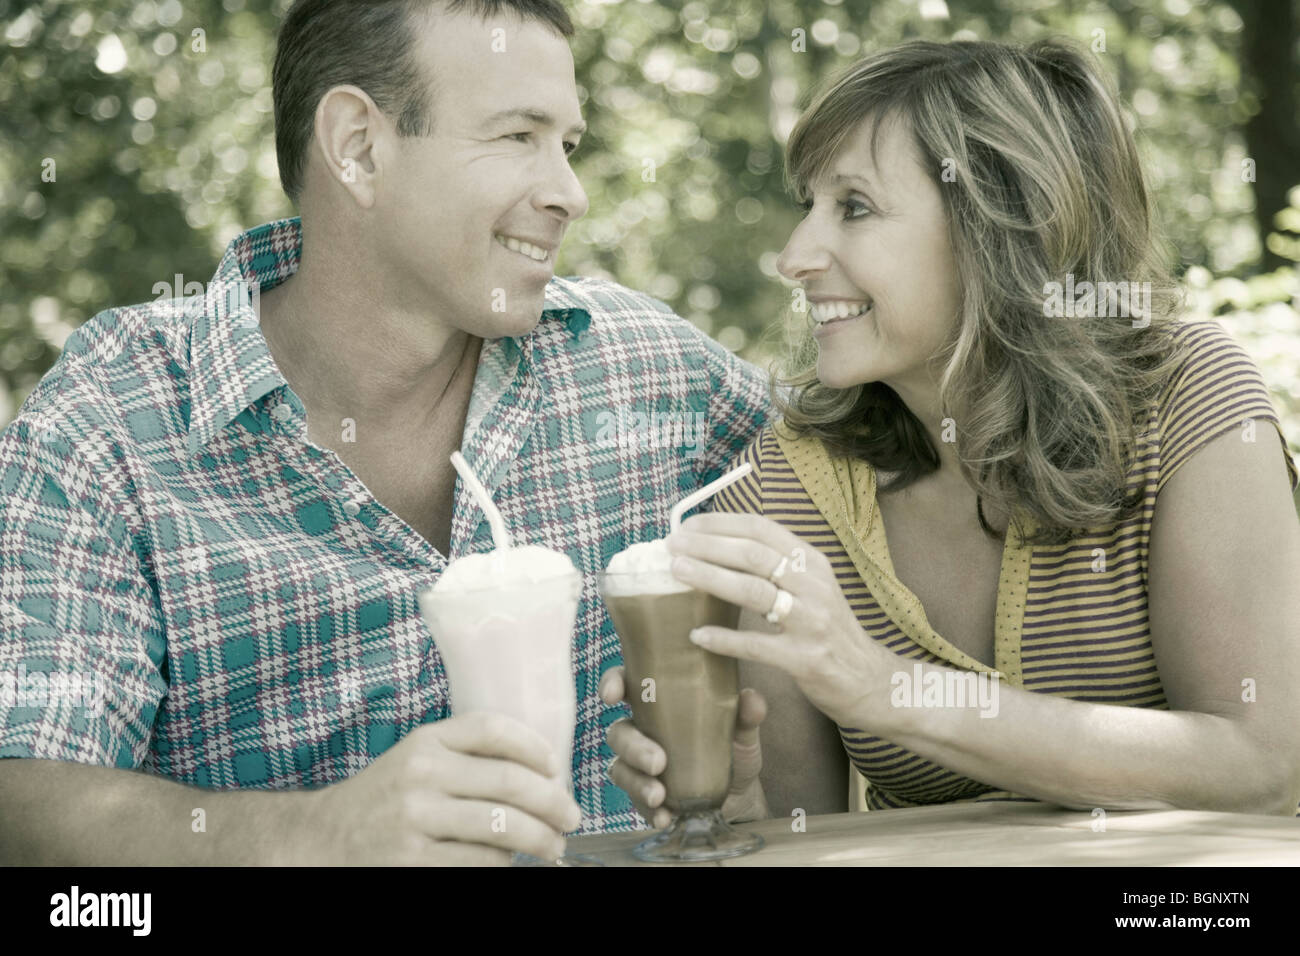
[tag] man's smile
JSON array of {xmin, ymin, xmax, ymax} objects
[{"xmin": 494, "ymin": 232, "xmax": 553, "ymax": 262}]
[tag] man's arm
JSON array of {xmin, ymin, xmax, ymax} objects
[
  {"xmin": 0, "ymin": 759, "xmax": 320, "ymax": 865},
  {"xmin": 1, "ymin": 712, "xmax": 584, "ymax": 865},
  {"xmin": 691, "ymin": 329, "xmax": 775, "ymax": 484},
  {"xmin": 0, "ymin": 419, "xmax": 324, "ymax": 865}
]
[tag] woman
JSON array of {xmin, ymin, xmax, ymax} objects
[{"xmin": 601, "ymin": 38, "xmax": 1300, "ymax": 826}]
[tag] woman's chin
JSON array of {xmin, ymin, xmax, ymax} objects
[{"xmin": 816, "ymin": 361, "xmax": 869, "ymax": 391}]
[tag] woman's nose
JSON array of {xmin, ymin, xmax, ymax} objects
[{"xmin": 776, "ymin": 218, "xmax": 831, "ymax": 282}]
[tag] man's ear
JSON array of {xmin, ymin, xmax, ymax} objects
[{"xmin": 312, "ymin": 84, "xmax": 386, "ymax": 209}]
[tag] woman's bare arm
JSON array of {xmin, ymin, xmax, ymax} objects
[
  {"xmin": 855, "ymin": 427, "xmax": 1300, "ymax": 815},
  {"xmin": 739, "ymin": 608, "xmax": 849, "ymax": 818}
]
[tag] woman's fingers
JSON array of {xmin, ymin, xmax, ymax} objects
[
  {"xmin": 670, "ymin": 553, "xmax": 791, "ymax": 620},
  {"xmin": 731, "ymin": 688, "xmax": 766, "ymax": 791},
  {"xmin": 598, "ymin": 665, "xmax": 625, "ymax": 706},
  {"xmin": 607, "ymin": 757, "xmax": 672, "ymax": 829},
  {"xmin": 607, "ymin": 717, "xmax": 666, "ymax": 776},
  {"xmin": 603, "ymin": 687, "xmax": 770, "ymax": 830},
  {"xmin": 690, "ymin": 625, "xmax": 802, "ymax": 674},
  {"xmin": 675, "ymin": 513, "xmax": 822, "ymax": 574},
  {"xmin": 666, "ymin": 530, "xmax": 788, "ymax": 582},
  {"xmin": 606, "ymin": 718, "xmax": 672, "ymax": 828},
  {"xmin": 736, "ymin": 686, "xmax": 767, "ymax": 738}
]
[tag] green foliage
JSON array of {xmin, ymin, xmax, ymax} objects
[
  {"xmin": 2, "ymin": 0, "xmax": 291, "ymax": 422},
  {"xmin": 1182, "ymin": 184, "xmax": 1300, "ymax": 464},
  {"xmin": 2, "ymin": 0, "xmax": 1297, "ymax": 470}
]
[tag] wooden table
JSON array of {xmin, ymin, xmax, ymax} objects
[{"xmin": 565, "ymin": 801, "xmax": 1300, "ymax": 866}]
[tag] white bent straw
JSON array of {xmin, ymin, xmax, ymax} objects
[
  {"xmin": 450, "ymin": 451, "xmax": 512, "ymax": 550},
  {"xmin": 669, "ymin": 461, "xmax": 753, "ymax": 533}
]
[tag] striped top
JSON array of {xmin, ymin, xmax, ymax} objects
[{"xmin": 713, "ymin": 320, "xmax": 1298, "ymax": 813}]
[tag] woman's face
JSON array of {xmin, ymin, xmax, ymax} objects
[{"xmin": 777, "ymin": 113, "xmax": 962, "ymax": 399}]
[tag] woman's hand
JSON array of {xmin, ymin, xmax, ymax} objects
[
  {"xmin": 666, "ymin": 512, "xmax": 890, "ymax": 729},
  {"xmin": 598, "ymin": 666, "xmax": 769, "ymax": 826}
]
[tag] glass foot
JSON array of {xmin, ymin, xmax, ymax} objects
[
  {"xmin": 633, "ymin": 808, "xmax": 765, "ymax": 863},
  {"xmin": 510, "ymin": 851, "xmax": 605, "ymax": 867}
]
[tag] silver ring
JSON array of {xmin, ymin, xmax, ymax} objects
[
  {"xmin": 769, "ymin": 556, "xmax": 789, "ymax": 583},
  {"xmin": 765, "ymin": 587, "xmax": 794, "ymax": 625}
]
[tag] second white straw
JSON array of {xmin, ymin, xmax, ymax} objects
[{"xmin": 669, "ymin": 461, "xmax": 753, "ymax": 532}]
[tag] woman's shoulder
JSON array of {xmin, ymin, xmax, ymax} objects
[
  {"xmin": 1153, "ymin": 318, "xmax": 1297, "ymax": 493},
  {"xmin": 1158, "ymin": 318, "xmax": 1269, "ymax": 401},
  {"xmin": 710, "ymin": 422, "xmax": 813, "ymax": 515},
  {"xmin": 751, "ymin": 420, "xmax": 831, "ymax": 475}
]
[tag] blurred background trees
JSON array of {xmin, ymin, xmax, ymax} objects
[{"xmin": 2, "ymin": 0, "xmax": 1297, "ymax": 466}]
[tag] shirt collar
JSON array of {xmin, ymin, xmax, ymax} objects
[
  {"xmin": 185, "ymin": 217, "xmax": 589, "ymax": 458},
  {"xmin": 185, "ymin": 217, "xmax": 300, "ymax": 457}
]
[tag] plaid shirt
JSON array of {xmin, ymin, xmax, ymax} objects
[{"xmin": 0, "ymin": 217, "xmax": 772, "ymax": 836}]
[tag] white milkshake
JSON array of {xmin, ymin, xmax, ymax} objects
[{"xmin": 418, "ymin": 544, "xmax": 581, "ymax": 780}]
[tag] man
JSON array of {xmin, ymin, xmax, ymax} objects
[{"xmin": 0, "ymin": 0, "xmax": 770, "ymax": 864}]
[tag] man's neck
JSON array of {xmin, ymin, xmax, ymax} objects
[{"xmin": 256, "ymin": 254, "xmax": 479, "ymax": 442}]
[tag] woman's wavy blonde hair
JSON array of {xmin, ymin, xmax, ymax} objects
[{"xmin": 775, "ymin": 38, "xmax": 1195, "ymax": 545}]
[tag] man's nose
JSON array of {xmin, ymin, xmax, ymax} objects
[
  {"xmin": 776, "ymin": 217, "xmax": 831, "ymax": 282},
  {"xmin": 536, "ymin": 150, "xmax": 589, "ymax": 223}
]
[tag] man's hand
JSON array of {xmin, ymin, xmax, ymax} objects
[
  {"xmin": 303, "ymin": 713, "xmax": 582, "ymax": 865},
  {"xmin": 599, "ymin": 665, "xmax": 768, "ymax": 828}
]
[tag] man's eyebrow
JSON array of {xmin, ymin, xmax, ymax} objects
[{"xmin": 481, "ymin": 107, "xmax": 587, "ymax": 136}]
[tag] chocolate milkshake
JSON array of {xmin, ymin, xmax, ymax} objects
[
  {"xmin": 598, "ymin": 466, "xmax": 765, "ymax": 862},
  {"xmin": 599, "ymin": 540, "xmax": 763, "ymax": 861},
  {"xmin": 602, "ymin": 581, "xmax": 741, "ymax": 809}
]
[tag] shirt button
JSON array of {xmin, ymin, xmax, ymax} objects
[
  {"xmin": 342, "ymin": 500, "xmax": 361, "ymax": 518},
  {"xmin": 271, "ymin": 404, "xmax": 292, "ymax": 422}
]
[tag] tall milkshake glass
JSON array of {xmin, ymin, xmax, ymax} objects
[
  {"xmin": 417, "ymin": 453, "xmax": 595, "ymax": 866},
  {"xmin": 597, "ymin": 464, "xmax": 765, "ymax": 862}
]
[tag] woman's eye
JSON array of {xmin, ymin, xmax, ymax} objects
[
  {"xmin": 839, "ymin": 198, "xmax": 870, "ymax": 220},
  {"xmin": 797, "ymin": 197, "xmax": 869, "ymax": 219}
]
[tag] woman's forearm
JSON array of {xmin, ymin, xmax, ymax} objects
[{"xmin": 859, "ymin": 659, "xmax": 1298, "ymax": 816}]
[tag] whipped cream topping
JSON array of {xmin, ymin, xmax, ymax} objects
[
  {"xmin": 602, "ymin": 539, "xmax": 690, "ymax": 595},
  {"xmin": 433, "ymin": 544, "xmax": 578, "ymax": 594}
]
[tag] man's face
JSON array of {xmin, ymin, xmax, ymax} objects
[{"xmin": 376, "ymin": 10, "xmax": 589, "ymax": 339}]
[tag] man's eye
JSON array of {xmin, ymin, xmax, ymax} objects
[{"xmin": 505, "ymin": 132, "xmax": 531, "ymax": 143}]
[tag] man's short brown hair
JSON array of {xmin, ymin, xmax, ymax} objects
[{"xmin": 272, "ymin": 0, "xmax": 574, "ymax": 203}]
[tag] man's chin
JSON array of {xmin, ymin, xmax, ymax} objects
[{"xmin": 482, "ymin": 310, "xmax": 544, "ymax": 340}]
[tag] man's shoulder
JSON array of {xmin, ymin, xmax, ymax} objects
[
  {"xmin": 540, "ymin": 275, "xmax": 768, "ymax": 383},
  {"xmin": 542, "ymin": 275, "xmax": 714, "ymax": 346},
  {"xmin": 544, "ymin": 274, "xmax": 676, "ymax": 319},
  {"xmin": 14, "ymin": 296, "xmax": 190, "ymax": 429}
]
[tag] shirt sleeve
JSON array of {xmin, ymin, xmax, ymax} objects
[
  {"xmin": 1156, "ymin": 322, "xmax": 1299, "ymax": 495},
  {"xmin": 0, "ymin": 416, "xmax": 167, "ymax": 768},
  {"xmin": 690, "ymin": 331, "xmax": 775, "ymax": 486}
]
